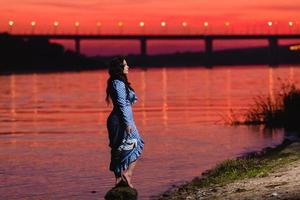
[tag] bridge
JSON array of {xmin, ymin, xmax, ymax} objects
[{"xmin": 10, "ymin": 34, "xmax": 300, "ymax": 57}]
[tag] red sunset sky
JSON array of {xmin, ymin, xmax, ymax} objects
[{"xmin": 1, "ymin": 0, "xmax": 300, "ymax": 56}]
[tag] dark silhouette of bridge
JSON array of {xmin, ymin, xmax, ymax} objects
[{"xmin": 10, "ymin": 33, "xmax": 300, "ymax": 58}]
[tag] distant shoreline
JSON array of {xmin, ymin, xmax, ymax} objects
[
  {"xmin": 1, "ymin": 32, "xmax": 300, "ymax": 74},
  {"xmin": 1, "ymin": 62, "xmax": 300, "ymax": 75}
]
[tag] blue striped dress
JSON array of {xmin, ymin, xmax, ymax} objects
[{"xmin": 106, "ymin": 79, "xmax": 144, "ymax": 177}]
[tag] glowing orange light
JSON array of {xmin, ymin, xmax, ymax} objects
[
  {"xmin": 182, "ymin": 22, "xmax": 188, "ymax": 27},
  {"xmin": 161, "ymin": 21, "xmax": 167, "ymax": 27},
  {"xmin": 225, "ymin": 21, "xmax": 230, "ymax": 27},
  {"xmin": 96, "ymin": 22, "xmax": 102, "ymax": 27},
  {"xmin": 53, "ymin": 21, "xmax": 59, "ymax": 27},
  {"xmin": 117, "ymin": 21, "xmax": 123, "ymax": 27},
  {"xmin": 288, "ymin": 21, "xmax": 294, "ymax": 27},
  {"xmin": 31, "ymin": 21, "xmax": 36, "ymax": 27},
  {"xmin": 267, "ymin": 21, "xmax": 273, "ymax": 27},
  {"xmin": 74, "ymin": 21, "xmax": 80, "ymax": 27},
  {"xmin": 203, "ymin": 22, "xmax": 209, "ymax": 27},
  {"xmin": 289, "ymin": 45, "xmax": 300, "ymax": 51},
  {"xmin": 139, "ymin": 21, "xmax": 145, "ymax": 27},
  {"xmin": 8, "ymin": 20, "xmax": 14, "ymax": 26}
]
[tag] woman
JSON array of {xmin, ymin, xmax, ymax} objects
[{"xmin": 106, "ymin": 56, "xmax": 144, "ymax": 188}]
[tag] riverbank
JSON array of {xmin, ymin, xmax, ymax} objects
[{"xmin": 158, "ymin": 136, "xmax": 300, "ymax": 200}]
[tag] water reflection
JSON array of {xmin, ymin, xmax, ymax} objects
[
  {"xmin": 10, "ymin": 74, "xmax": 16, "ymax": 134},
  {"xmin": 226, "ymin": 69, "xmax": 232, "ymax": 118},
  {"xmin": 32, "ymin": 73, "xmax": 38, "ymax": 134},
  {"xmin": 140, "ymin": 70, "xmax": 147, "ymax": 128},
  {"xmin": 269, "ymin": 67, "xmax": 275, "ymax": 102},
  {"xmin": 289, "ymin": 66, "xmax": 294, "ymax": 83},
  {"xmin": 162, "ymin": 67, "xmax": 168, "ymax": 127}
]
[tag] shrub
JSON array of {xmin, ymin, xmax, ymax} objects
[{"xmin": 227, "ymin": 82, "xmax": 300, "ymax": 131}]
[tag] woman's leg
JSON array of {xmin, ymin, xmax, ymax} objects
[
  {"xmin": 126, "ymin": 160, "xmax": 137, "ymax": 177},
  {"xmin": 115, "ymin": 176, "xmax": 122, "ymax": 185},
  {"xmin": 114, "ymin": 171, "xmax": 123, "ymax": 185},
  {"xmin": 122, "ymin": 160, "xmax": 137, "ymax": 188}
]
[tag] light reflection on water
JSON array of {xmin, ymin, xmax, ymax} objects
[{"xmin": 0, "ymin": 65, "xmax": 299, "ymax": 199}]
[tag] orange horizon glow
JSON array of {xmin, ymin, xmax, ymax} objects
[
  {"xmin": 0, "ymin": 19, "xmax": 299, "ymax": 34},
  {"xmin": 1, "ymin": 0, "xmax": 300, "ymax": 34}
]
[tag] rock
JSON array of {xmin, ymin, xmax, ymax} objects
[
  {"xmin": 105, "ymin": 182, "xmax": 138, "ymax": 200},
  {"xmin": 186, "ymin": 195, "xmax": 194, "ymax": 200},
  {"xmin": 234, "ymin": 188, "xmax": 247, "ymax": 193},
  {"xmin": 210, "ymin": 188, "xmax": 218, "ymax": 192},
  {"xmin": 197, "ymin": 190, "xmax": 206, "ymax": 196},
  {"xmin": 271, "ymin": 192, "xmax": 278, "ymax": 197}
]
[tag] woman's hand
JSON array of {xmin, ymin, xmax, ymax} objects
[{"xmin": 126, "ymin": 125, "xmax": 132, "ymax": 134}]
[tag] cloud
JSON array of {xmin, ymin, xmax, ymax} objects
[
  {"xmin": 248, "ymin": 5, "xmax": 300, "ymax": 12},
  {"xmin": 24, "ymin": 0, "xmax": 102, "ymax": 10},
  {"xmin": 26, "ymin": 0, "xmax": 150, "ymax": 9}
]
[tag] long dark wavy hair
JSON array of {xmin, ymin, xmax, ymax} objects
[{"xmin": 105, "ymin": 56, "xmax": 135, "ymax": 105}]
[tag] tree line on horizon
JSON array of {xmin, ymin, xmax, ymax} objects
[{"xmin": 1, "ymin": 32, "xmax": 300, "ymax": 74}]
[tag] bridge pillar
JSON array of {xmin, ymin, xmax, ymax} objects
[
  {"xmin": 204, "ymin": 37, "xmax": 213, "ymax": 67},
  {"xmin": 268, "ymin": 37, "xmax": 278, "ymax": 66},
  {"xmin": 140, "ymin": 38, "xmax": 147, "ymax": 57},
  {"xmin": 75, "ymin": 38, "xmax": 80, "ymax": 54}
]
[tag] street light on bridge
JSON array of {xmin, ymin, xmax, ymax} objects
[
  {"xmin": 225, "ymin": 21, "xmax": 231, "ymax": 34},
  {"xmin": 288, "ymin": 21, "xmax": 294, "ymax": 34},
  {"xmin": 53, "ymin": 21, "xmax": 59, "ymax": 34},
  {"xmin": 117, "ymin": 21, "xmax": 123, "ymax": 26},
  {"xmin": 267, "ymin": 21, "xmax": 278, "ymax": 34},
  {"xmin": 139, "ymin": 21, "xmax": 145, "ymax": 27},
  {"xmin": 203, "ymin": 21, "xmax": 209, "ymax": 34},
  {"xmin": 161, "ymin": 21, "xmax": 167, "ymax": 27},
  {"xmin": 96, "ymin": 21, "xmax": 102, "ymax": 34},
  {"xmin": 267, "ymin": 21, "xmax": 273, "ymax": 27},
  {"xmin": 181, "ymin": 21, "xmax": 189, "ymax": 34},
  {"xmin": 160, "ymin": 21, "xmax": 167, "ymax": 34},
  {"xmin": 117, "ymin": 21, "xmax": 123, "ymax": 34},
  {"xmin": 8, "ymin": 20, "xmax": 14, "ymax": 33},
  {"xmin": 74, "ymin": 21, "xmax": 80, "ymax": 34},
  {"xmin": 267, "ymin": 21, "xmax": 273, "ymax": 34},
  {"xmin": 139, "ymin": 21, "xmax": 145, "ymax": 34},
  {"xmin": 31, "ymin": 21, "xmax": 36, "ymax": 34}
]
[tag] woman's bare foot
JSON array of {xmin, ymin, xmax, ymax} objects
[
  {"xmin": 122, "ymin": 172, "xmax": 134, "ymax": 188},
  {"xmin": 115, "ymin": 177, "xmax": 123, "ymax": 185}
]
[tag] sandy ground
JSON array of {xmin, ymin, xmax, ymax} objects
[{"xmin": 183, "ymin": 142, "xmax": 300, "ymax": 200}]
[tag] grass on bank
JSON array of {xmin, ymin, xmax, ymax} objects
[
  {"xmin": 223, "ymin": 82, "xmax": 300, "ymax": 130},
  {"xmin": 190, "ymin": 141, "xmax": 300, "ymax": 188},
  {"xmin": 159, "ymin": 140, "xmax": 300, "ymax": 199}
]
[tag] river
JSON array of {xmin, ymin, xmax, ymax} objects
[{"xmin": 0, "ymin": 65, "xmax": 299, "ymax": 199}]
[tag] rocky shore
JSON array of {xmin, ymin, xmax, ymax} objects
[{"xmin": 158, "ymin": 137, "xmax": 300, "ymax": 200}]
